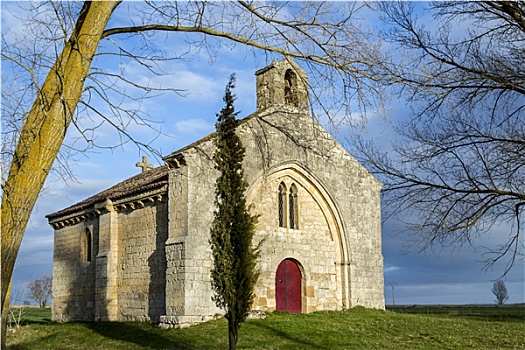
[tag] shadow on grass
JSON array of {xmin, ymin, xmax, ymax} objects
[
  {"xmin": 250, "ymin": 320, "xmax": 329, "ymax": 350},
  {"xmin": 8, "ymin": 318, "xmax": 52, "ymax": 327},
  {"xmin": 86, "ymin": 322, "xmax": 201, "ymax": 350},
  {"xmin": 21, "ymin": 317, "xmax": 52, "ymax": 326},
  {"xmin": 7, "ymin": 332, "xmax": 60, "ymax": 350}
]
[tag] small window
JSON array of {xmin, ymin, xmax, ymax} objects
[
  {"xmin": 82, "ymin": 228, "xmax": 92, "ymax": 262},
  {"xmin": 284, "ymin": 69, "xmax": 298, "ymax": 107},
  {"xmin": 278, "ymin": 182, "xmax": 287, "ymax": 228},
  {"xmin": 289, "ymin": 184, "xmax": 299, "ymax": 229}
]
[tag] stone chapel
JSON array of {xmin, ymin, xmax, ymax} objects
[{"xmin": 47, "ymin": 60, "xmax": 385, "ymax": 328}]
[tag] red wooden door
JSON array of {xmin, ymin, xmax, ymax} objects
[{"xmin": 275, "ymin": 259, "xmax": 302, "ymax": 313}]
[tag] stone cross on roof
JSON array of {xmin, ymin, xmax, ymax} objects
[{"xmin": 136, "ymin": 156, "xmax": 154, "ymax": 173}]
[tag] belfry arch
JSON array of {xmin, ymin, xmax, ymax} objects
[
  {"xmin": 255, "ymin": 60, "xmax": 309, "ymax": 111},
  {"xmin": 284, "ymin": 69, "xmax": 298, "ymax": 107}
]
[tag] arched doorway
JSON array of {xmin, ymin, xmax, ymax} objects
[{"xmin": 275, "ymin": 259, "xmax": 302, "ymax": 313}]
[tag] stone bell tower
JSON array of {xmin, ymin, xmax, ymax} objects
[{"xmin": 255, "ymin": 59, "xmax": 309, "ymax": 111}]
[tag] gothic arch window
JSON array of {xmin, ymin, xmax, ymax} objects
[
  {"xmin": 278, "ymin": 182, "xmax": 287, "ymax": 227},
  {"xmin": 82, "ymin": 228, "xmax": 92, "ymax": 262},
  {"xmin": 289, "ymin": 184, "xmax": 299, "ymax": 229},
  {"xmin": 284, "ymin": 69, "xmax": 298, "ymax": 107}
]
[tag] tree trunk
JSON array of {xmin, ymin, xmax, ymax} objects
[
  {"xmin": 0, "ymin": 2, "xmax": 120, "ymax": 348},
  {"xmin": 228, "ymin": 319, "xmax": 239, "ymax": 350}
]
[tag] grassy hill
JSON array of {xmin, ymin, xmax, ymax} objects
[{"xmin": 6, "ymin": 306, "xmax": 524, "ymax": 349}]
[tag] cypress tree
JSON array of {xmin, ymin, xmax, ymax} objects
[{"xmin": 209, "ymin": 74, "xmax": 260, "ymax": 350}]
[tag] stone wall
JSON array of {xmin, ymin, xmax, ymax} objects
[
  {"xmin": 52, "ymin": 218, "xmax": 98, "ymax": 322},
  {"xmin": 51, "ymin": 192, "xmax": 168, "ymax": 323},
  {"xmin": 240, "ymin": 106, "xmax": 384, "ymax": 310},
  {"xmin": 248, "ymin": 169, "xmax": 340, "ymax": 313},
  {"xmin": 179, "ymin": 146, "xmax": 224, "ymax": 323},
  {"xmin": 164, "ymin": 166, "xmax": 188, "ymax": 320},
  {"xmin": 118, "ymin": 200, "xmax": 168, "ymax": 322}
]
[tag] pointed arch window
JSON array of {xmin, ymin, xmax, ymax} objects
[
  {"xmin": 284, "ymin": 69, "xmax": 298, "ymax": 107},
  {"xmin": 289, "ymin": 184, "xmax": 299, "ymax": 229},
  {"xmin": 278, "ymin": 182, "xmax": 287, "ymax": 228},
  {"xmin": 278, "ymin": 182, "xmax": 299, "ymax": 229},
  {"xmin": 82, "ymin": 228, "xmax": 92, "ymax": 262}
]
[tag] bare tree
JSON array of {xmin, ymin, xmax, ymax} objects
[
  {"xmin": 356, "ymin": 1, "xmax": 524, "ymax": 276},
  {"xmin": 1, "ymin": 2, "xmax": 384, "ymax": 346},
  {"xmin": 27, "ymin": 274, "xmax": 52, "ymax": 308},
  {"xmin": 491, "ymin": 280, "xmax": 509, "ymax": 305}
]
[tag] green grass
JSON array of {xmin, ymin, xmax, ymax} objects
[
  {"xmin": 8, "ymin": 307, "xmax": 52, "ymax": 326},
  {"xmin": 6, "ymin": 306, "xmax": 525, "ymax": 349}
]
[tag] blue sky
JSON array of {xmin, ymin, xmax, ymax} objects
[{"xmin": 3, "ymin": 2, "xmax": 523, "ymax": 306}]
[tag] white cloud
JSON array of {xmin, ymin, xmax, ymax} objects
[
  {"xmin": 170, "ymin": 70, "xmax": 221, "ymax": 101},
  {"xmin": 174, "ymin": 118, "xmax": 214, "ymax": 135},
  {"xmin": 384, "ymin": 264, "xmax": 401, "ymax": 274}
]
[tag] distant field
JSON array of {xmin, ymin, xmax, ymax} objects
[
  {"xmin": 387, "ymin": 304, "xmax": 525, "ymax": 318},
  {"xmin": 6, "ymin": 305, "xmax": 525, "ymax": 349}
]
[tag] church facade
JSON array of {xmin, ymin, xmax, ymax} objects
[{"xmin": 47, "ymin": 60, "xmax": 384, "ymax": 327}]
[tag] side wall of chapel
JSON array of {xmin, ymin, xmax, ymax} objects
[
  {"xmin": 52, "ymin": 218, "xmax": 98, "ymax": 321},
  {"xmin": 51, "ymin": 198, "xmax": 168, "ymax": 323},
  {"xmin": 117, "ymin": 201, "xmax": 168, "ymax": 322}
]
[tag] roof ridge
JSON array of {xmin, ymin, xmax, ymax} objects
[{"xmin": 46, "ymin": 165, "xmax": 169, "ymax": 219}]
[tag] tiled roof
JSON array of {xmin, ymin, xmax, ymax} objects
[{"xmin": 46, "ymin": 165, "xmax": 169, "ymax": 219}]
